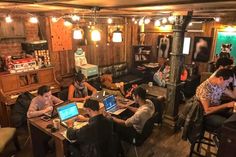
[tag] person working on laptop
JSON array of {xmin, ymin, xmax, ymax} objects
[
  {"xmin": 68, "ymin": 73, "xmax": 97, "ymax": 102},
  {"xmin": 104, "ymin": 87, "xmax": 155, "ymax": 143},
  {"xmin": 66, "ymin": 99, "xmax": 116, "ymax": 157},
  {"xmin": 27, "ymin": 85, "xmax": 63, "ymax": 118}
]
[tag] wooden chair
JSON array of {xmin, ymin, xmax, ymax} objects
[{"xmin": 0, "ymin": 127, "xmax": 20, "ymax": 155}]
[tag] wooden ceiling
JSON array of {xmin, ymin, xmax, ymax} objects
[{"xmin": 0, "ymin": 0, "xmax": 236, "ymax": 18}]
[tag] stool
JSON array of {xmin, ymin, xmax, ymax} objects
[{"xmin": 0, "ymin": 127, "xmax": 20, "ymax": 155}]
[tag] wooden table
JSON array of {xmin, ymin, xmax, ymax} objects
[
  {"xmin": 28, "ymin": 98, "xmax": 134, "ymax": 157},
  {"xmin": 28, "ymin": 117, "xmax": 67, "ymax": 157},
  {"xmin": 140, "ymin": 84, "xmax": 167, "ymax": 99}
]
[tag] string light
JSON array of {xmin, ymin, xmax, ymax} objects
[
  {"xmin": 71, "ymin": 15, "xmax": 80, "ymax": 21},
  {"xmin": 215, "ymin": 17, "xmax": 220, "ymax": 22},
  {"xmin": 5, "ymin": 15, "xmax": 12, "ymax": 23},
  {"xmin": 107, "ymin": 18, "xmax": 113, "ymax": 24},
  {"xmin": 29, "ymin": 17, "xmax": 38, "ymax": 23},
  {"xmin": 154, "ymin": 20, "xmax": 161, "ymax": 27},
  {"xmin": 138, "ymin": 18, "xmax": 144, "ymax": 25},
  {"xmin": 64, "ymin": 21, "xmax": 72, "ymax": 27},
  {"xmin": 162, "ymin": 18, "xmax": 167, "ymax": 24},
  {"xmin": 144, "ymin": 18, "xmax": 150, "ymax": 24},
  {"xmin": 51, "ymin": 17, "xmax": 58, "ymax": 23}
]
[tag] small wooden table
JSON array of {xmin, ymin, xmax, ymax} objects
[
  {"xmin": 140, "ymin": 84, "xmax": 167, "ymax": 99},
  {"xmin": 28, "ymin": 98, "xmax": 135, "ymax": 157}
]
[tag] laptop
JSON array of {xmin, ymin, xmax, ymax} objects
[
  {"xmin": 103, "ymin": 95, "xmax": 126, "ymax": 115},
  {"xmin": 57, "ymin": 102, "xmax": 87, "ymax": 128},
  {"xmin": 43, "ymin": 103, "xmax": 63, "ymax": 118}
]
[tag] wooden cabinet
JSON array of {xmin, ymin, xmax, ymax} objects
[{"xmin": 0, "ymin": 67, "xmax": 60, "ymax": 127}]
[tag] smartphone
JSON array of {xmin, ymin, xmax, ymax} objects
[{"xmin": 41, "ymin": 116, "xmax": 51, "ymax": 121}]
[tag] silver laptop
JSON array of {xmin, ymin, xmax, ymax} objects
[{"xmin": 103, "ymin": 95, "xmax": 126, "ymax": 115}]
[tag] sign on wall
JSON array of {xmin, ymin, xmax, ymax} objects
[{"xmin": 215, "ymin": 32, "xmax": 236, "ymax": 61}]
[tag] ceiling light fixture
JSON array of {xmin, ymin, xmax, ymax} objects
[
  {"xmin": 91, "ymin": 7, "xmax": 101, "ymax": 42},
  {"xmin": 138, "ymin": 18, "xmax": 144, "ymax": 26},
  {"xmin": 5, "ymin": 15, "xmax": 12, "ymax": 23},
  {"xmin": 162, "ymin": 18, "xmax": 167, "ymax": 24},
  {"xmin": 64, "ymin": 20, "xmax": 72, "ymax": 27},
  {"xmin": 73, "ymin": 27, "xmax": 84, "ymax": 40},
  {"xmin": 154, "ymin": 20, "xmax": 161, "ymax": 27},
  {"xmin": 51, "ymin": 17, "xmax": 58, "ymax": 23},
  {"xmin": 107, "ymin": 18, "xmax": 113, "ymax": 24},
  {"xmin": 112, "ymin": 27, "xmax": 122, "ymax": 43},
  {"xmin": 215, "ymin": 17, "xmax": 220, "ymax": 22},
  {"xmin": 168, "ymin": 16, "xmax": 175, "ymax": 23},
  {"xmin": 29, "ymin": 16, "xmax": 38, "ymax": 23},
  {"xmin": 71, "ymin": 15, "xmax": 80, "ymax": 21},
  {"xmin": 144, "ymin": 18, "xmax": 150, "ymax": 24}
]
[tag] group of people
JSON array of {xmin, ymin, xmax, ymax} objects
[
  {"xmin": 153, "ymin": 60, "xmax": 188, "ymax": 87},
  {"xmin": 27, "ymin": 73, "xmax": 155, "ymax": 157}
]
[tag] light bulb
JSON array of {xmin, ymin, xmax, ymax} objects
[
  {"xmin": 107, "ymin": 18, "xmax": 113, "ymax": 24},
  {"xmin": 51, "ymin": 17, "xmax": 58, "ymax": 23},
  {"xmin": 215, "ymin": 17, "xmax": 220, "ymax": 22},
  {"xmin": 134, "ymin": 21, "xmax": 138, "ymax": 24},
  {"xmin": 71, "ymin": 15, "xmax": 80, "ymax": 21},
  {"xmin": 29, "ymin": 17, "xmax": 38, "ymax": 23},
  {"xmin": 139, "ymin": 18, "xmax": 144, "ymax": 26},
  {"xmin": 154, "ymin": 20, "xmax": 161, "ymax": 27},
  {"xmin": 144, "ymin": 18, "xmax": 150, "ymax": 24},
  {"xmin": 5, "ymin": 15, "xmax": 12, "ymax": 23},
  {"xmin": 188, "ymin": 22, "xmax": 193, "ymax": 26},
  {"xmin": 73, "ymin": 29, "xmax": 83, "ymax": 39},
  {"xmin": 64, "ymin": 21, "xmax": 72, "ymax": 27},
  {"xmin": 162, "ymin": 18, "xmax": 167, "ymax": 24},
  {"xmin": 91, "ymin": 29, "xmax": 101, "ymax": 41},
  {"xmin": 168, "ymin": 16, "xmax": 175, "ymax": 23},
  {"xmin": 132, "ymin": 17, "xmax": 135, "ymax": 22}
]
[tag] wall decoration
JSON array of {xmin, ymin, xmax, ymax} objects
[
  {"xmin": 50, "ymin": 19, "xmax": 72, "ymax": 52},
  {"xmin": 215, "ymin": 32, "xmax": 236, "ymax": 60},
  {"xmin": 192, "ymin": 36, "xmax": 212, "ymax": 62},
  {"xmin": 182, "ymin": 37, "xmax": 191, "ymax": 55},
  {"xmin": 157, "ymin": 35, "xmax": 173, "ymax": 58},
  {"xmin": 107, "ymin": 25, "xmax": 124, "ymax": 43}
]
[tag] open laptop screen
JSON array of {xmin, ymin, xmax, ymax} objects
[
  {"xmin": 57, "ymin": 102, "xmax": 79, "ymax": 121},
  {"xmin": 103, "ymin": 95, "xmax": 117, "ymax": 111}
]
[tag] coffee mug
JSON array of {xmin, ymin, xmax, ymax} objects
[
  {"xmin": 148, "ymin": 82, "xmax": 153, "ymax": 87},
  {"xmin": 53, "ymin": 118, "xmax": 61, "ymax": 130}
]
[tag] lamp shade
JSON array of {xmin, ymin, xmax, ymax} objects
[
  {"xmin": 112, "ymin": 29, "xmax": 122, "ymax": 42},
  {"xmin": 73, "ymin": 29, "xmax": 83, "ymax": 40},
  {"xmin": 91, "ymin": 29, "xmax": 101, "ymax": 41}
]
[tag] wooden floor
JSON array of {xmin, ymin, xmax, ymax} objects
[{"xmin": 2, "ymin": 123, "xmax": 217, "ymax": 157}]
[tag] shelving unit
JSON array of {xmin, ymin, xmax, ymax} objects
[{"xmin": 132, "ymin": 45, "xmax": 152, "ymax": 67}]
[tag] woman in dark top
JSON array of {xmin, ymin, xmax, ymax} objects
[{"xmin": 68, "ymin": 73, "xmax": 97, "ymax": 102}]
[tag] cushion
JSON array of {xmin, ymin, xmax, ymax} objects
[{"xmin": 0, "ymin": 127, "xmax": 16, "ymax": 152}]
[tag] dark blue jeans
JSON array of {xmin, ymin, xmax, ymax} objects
[{"xmin": 204, "ymin": 109, "xmax": 232, "ymax": 132}]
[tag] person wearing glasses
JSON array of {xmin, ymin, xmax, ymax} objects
[{"xmin": 68, "ymin": 73, "xmax": 97, "ymax": 102}]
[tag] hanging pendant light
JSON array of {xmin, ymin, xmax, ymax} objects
[
  {"xmin": 91, "ymin": 29, "xmax": 101, "ymax": 41},
  {"xmin": 91, "ymin": 7, "xmax": 101, "ymax": 42},
  {"xmin": 112, "ymin": 27, "xmax": 122, "ymax": 43},
  {"xmin": 73, "ymin": 27, "xmax": 84, "ymax": 40}
]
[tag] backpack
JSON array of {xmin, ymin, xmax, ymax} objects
[{"xmin": 11, "ymin": 91, "xmax": 35, "ymax": 127}]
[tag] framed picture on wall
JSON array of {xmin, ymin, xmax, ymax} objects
[
  {"xmin": 192, "ymin": 36, "xmax": 212, "ymax": 62},
  {"xmin": 215, "ymin": 32, "xmax": 236, "ymax": 60},
  {"xmin": 157, "ymin": 35, "xmax": 173, "ymax": 58}
]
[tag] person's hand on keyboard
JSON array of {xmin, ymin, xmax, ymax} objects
[
  {"xmin": 66, "ymin": 119, "xmax": 74, "ymax": 128},
  {"xmin": 77, "ymin": 115, "xmax": 89, "ymax": 122},
  {"xmin": 117, "ymin": 104, "xmax": 127, "ymax": 109}
]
